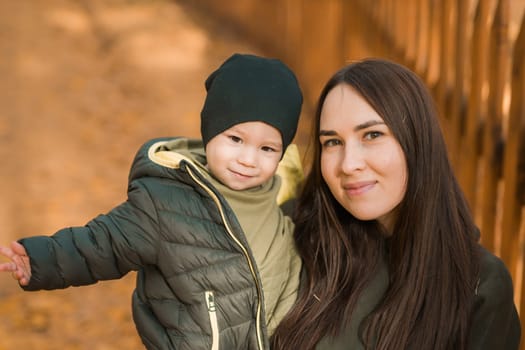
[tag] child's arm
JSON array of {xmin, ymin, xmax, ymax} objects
[
  {"xmin": 0, "ymin": 180, "xmax": 161, "ymax": 292},
  {"xmin": 0, "ymin": 241, "xmax": 31, "ymax": 286}
]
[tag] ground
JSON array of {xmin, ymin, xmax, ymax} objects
[{"xmin": 0, "ymin": 1, "xmax": 309, "ymax": 349}]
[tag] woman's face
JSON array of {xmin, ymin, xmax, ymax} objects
[{"xmin": 319, "ymin": 84, "xmax": 408, "ymax": 233}]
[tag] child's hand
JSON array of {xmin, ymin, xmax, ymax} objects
[{"xmin": 0, "ymin": 241, "xmax": 31, "ymax": 286}]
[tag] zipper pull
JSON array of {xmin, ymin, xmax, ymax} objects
[{"xmin": 206, "ymin": 291, "xmax": 216, "ymax": 312}]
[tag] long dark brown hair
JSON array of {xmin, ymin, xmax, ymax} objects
[{"xmin": 271, "ymin": 59, "xmax": 480, "ymax": 349}]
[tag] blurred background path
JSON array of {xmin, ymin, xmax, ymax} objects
[{"xmin": 0, "ymin": 1, "xmax": 305, "ymax": 348}]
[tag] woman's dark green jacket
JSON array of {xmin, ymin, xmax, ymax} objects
[{"xmin": 316, "ymin": 245, "xmax": 521, "ymax": 350}]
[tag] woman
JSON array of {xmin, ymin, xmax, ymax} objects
[{"xmin": 271, "ymin": 59, "xmax": 520, "ymax": 349}]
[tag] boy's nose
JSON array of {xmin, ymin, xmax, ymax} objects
[{"xmin": 237, "ymin": 147, "xmax": 257, "ymax": 167}]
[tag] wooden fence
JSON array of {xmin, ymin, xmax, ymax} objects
[{"xmin": 183, "ymin": 0, "xmax": 525, "ymax": 341}]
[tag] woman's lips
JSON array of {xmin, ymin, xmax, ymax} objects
[{"xmin": 343, "ymin": 181, "xmax": 376, "ymax": 196}]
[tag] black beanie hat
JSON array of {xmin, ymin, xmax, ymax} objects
[{"xmin": 201, "ymin": 53, "xmax": 303, "ymax": 151}]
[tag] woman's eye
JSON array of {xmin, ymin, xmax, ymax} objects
[
  {"xmin": 364, "ymin": 131, "xmax": 383, "ymax": 140},
  {"xmin": 321, "ymin": 139, "xmax": 341, "ymax": 148}
]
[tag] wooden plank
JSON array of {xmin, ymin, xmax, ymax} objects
[
  {"xmin": 448, "ymin": 1, "xmax": 470, "ymax": 167},
  {"xmin": 480, "ymin": 0, "xmax": 510, "ymax": 253},
  {"xmin": 299, "ymin": 0, "xmax": 344, "ymax": 103},
  {"xmin": 436, "ymin": 0, "xmax": 455, "ymax": 120},
  {"xmin": 501, "ymin": 10, "xmax": 525, "ymax": 283},
  {"xmin": 378, "ymin": 0, "xmax": 390, "ymax": 57},
  {"xmin": 403, "ymin": 0, "xmax": 418, "ymax": 69},
  {"xmin": 458, "ymin": 0, "xmax": 491, "ymax": 210},
  {"xmin": 425, "ymin": 0, "xmax": 442, "ymax": 86},
  {"xmin": 282, "ymin": 0, "xmax": 304, "ymax": 72},
  {"xmin": 343, "ymin": 0, "xmax": 364, "ymax": 59},
  {"xmin": 414, "ymin": 0, "xmax": 430, "ymax": 77},
  {"xmin": 393, "ymin": 0, "xmax": 404, "ymax": 60},
  {"xmin": 482, "ymin": 0, "xmax": 510, "ymax": 249}
]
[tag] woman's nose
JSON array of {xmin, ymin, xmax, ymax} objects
[{"xmin": 341, "ymin": 143, "xmax": 366, "ymax": 173}]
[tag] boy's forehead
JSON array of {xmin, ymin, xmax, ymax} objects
[
  {"xmin": 226, "ymin": 121, "xmax": 283, "ymax": 144},
  {"xmin": 200, "ymin": 53, "xmax": 302, "ymax": 150}
]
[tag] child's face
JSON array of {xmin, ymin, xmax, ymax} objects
[{"xmin": 206, "ymin": 121, "xmax": 283, "ymax": 190}]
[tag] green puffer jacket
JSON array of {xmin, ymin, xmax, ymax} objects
[{"xmin": 19, "ymin": 137, "xmax": 303, "ymax": 350}]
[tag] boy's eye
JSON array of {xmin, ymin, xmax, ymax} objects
[
  {"xmin": 261, "ymin": 146, "xmax": 277, "ymax": 152},
  {"xmin": 229, "ymin": 135, "xmax": 242, "ymax": 143}
]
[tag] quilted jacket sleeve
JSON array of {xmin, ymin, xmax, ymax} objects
[
  {"xmin": 20, "ymin": 180, "xmax": 160, "ymax": 291},
  {"xmin": 467, "ymin": 246, "xmax": 521, "ymax": 350}
]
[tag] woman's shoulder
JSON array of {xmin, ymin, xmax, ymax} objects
[
  {"xmin": 476, "ymin": 244, "xmax": 515, "ymax": 302},
  {"xmin": 468, "ymin": 245, "xmax": 521, "ymax": 349}
]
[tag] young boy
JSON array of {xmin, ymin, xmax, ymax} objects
[{"xmin": 0, "ymin": 53, "xmax": 303, "ymax": 350}]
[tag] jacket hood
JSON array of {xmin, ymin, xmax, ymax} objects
[
  {"xmin": 128, "ymin": 137, "xmax": 206, "ymax": 184},
  {"xmin": 128, "ymin": 137, "xmax": 304, "ymax": 205}
]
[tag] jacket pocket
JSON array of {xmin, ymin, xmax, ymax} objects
[{"xmin": 205, "ymin": 291, "xmax": 219, "ymax": 350}]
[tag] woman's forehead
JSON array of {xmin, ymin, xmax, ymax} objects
[{"xmin": 320, "ymin": 85, "xmax": 384, "ymax": 129}]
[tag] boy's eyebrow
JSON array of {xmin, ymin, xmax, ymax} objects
[
  {"xmin": 319, "ymin": 120, "xmax": 386, "ymax": 136},
  {"xmin": 265, "ymin": 141, "xmax": 283, "ymax": 149}
]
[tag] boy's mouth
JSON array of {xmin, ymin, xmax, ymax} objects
[{"xmin": 230, "ymin": 169, "xmax": 255, "ymax": 179}]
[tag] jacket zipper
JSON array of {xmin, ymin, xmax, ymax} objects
[
  {"xmin": 205, "ymin": 291, "xmax": 220, "ymax": 350},
  {"xmin": 186, "ymin": 167, "xmax": 265, "ymax": 350}
]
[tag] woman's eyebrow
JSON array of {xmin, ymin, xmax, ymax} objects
[
  {"xmin": 319, "ymin": 120, "xmax": 385, "ymax": 136},
  {"xmin": 354, "ymin": 120, "xmax": 385, "ymax": 131},
  {"xmin": 319, "ymin": 130, "xmax": 337, "ymax": 136}
]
